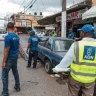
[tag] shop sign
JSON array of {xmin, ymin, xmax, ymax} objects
[
  {"xmin": 67, "ymin": 8, "xmax": 88, "ymax": 20},
  {"xmin": 56, "ymin": 8, "xmax": 88, "ymax": 22}
]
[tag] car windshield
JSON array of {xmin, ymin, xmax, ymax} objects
[
  {"xmin": 54, "ymin": 40, "xmax": 73, "ymax": 52},
  {"xmin": 0, "ymin": 31, "xmax": 7, "ymax": 34},
  {"xmin": 41, "ymin": 36, "xmax": 48, "ymax": 40}
]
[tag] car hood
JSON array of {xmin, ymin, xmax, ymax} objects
[{"xmin": 55, "ymin": 51, "xmax": 67, "ymax": 57}]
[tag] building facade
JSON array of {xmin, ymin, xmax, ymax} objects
[
  {"xmin": 11, "ymin": 12, "xmax": 43, "ymax": 28},
  {"xmin": 10, "ymin": 12, "xmax": 43, "ymax": 33}
]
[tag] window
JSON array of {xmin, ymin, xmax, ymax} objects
[
  {"xmin": 16, "ymin": 15, "xmax": 20, "ymax": 20},
  {"xmin": 54, "ymin": 40, "xmax": 73, "ymax": 52},
  {"xmin": 28, "ymin": 16, "xmax": 31, "ymax": 20},
  {"xmin": 45, "ymin": 39, "xmax": 52, "ymax": 49},
  {"xmin": 39, "ymin": 37, "xmax": 48, "ymax": 46}
]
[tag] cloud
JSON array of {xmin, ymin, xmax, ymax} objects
[
  {"xmin": 0, "ymin": 0, "xmax": 85, "ymax": 17},
  {"xmin": 0, "ymin": 0, "xmax": 22, "ymax": 27},
  {"xmin": 0, "ymin": 0, "xmax": 21, "ymax": 15},
  {"xmin": 0, "ymin": 0, "xmax": 85, "ymax": 26},
  {"xmin": 43, "ymin": 7, "xmax": 61, "ymax": 17},
  {"xmin": 8, "ymin": 0, "xmax": 61, "ymax": 8},
  {"xmin": 7, "ymin": 0, "xmax": 85, "ymax": 17}
]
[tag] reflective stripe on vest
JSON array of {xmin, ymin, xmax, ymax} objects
[{"xmin": 71, "ymin": 41, "xmax": 96, "ymax": 83}]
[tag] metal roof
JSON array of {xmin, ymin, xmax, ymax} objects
[{"xmin": 38, "ymin": 4, "xmax": 90, "ymax": 25}]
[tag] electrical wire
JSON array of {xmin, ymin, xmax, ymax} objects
[
  {"xmin": 25, "ymin": 0, "xmax": 38, "ymax": 12},
  {"xmin": 18, "ymin": 0, "xmax": 26, "ymax": 11},
  {"xmin": 40, "ymin": 0, "xmax": 46, "ymax": 9},
  {"xmin": 32, "ymin": 0, "xmax": 38, "ymax": 5},
  {"xmin": 25, "ymin": 0, "xmax": 34, "ymax": 10}
]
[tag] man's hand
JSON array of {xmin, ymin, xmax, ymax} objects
[
  {"xmin": 26, "ymin": 50, "xmax": 28, "ymax": 54},
  {"xmin": 2, "ymin": 62, "xmax": 6, "ymax": 69}
]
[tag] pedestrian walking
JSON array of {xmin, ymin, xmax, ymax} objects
[
  {"xmin": 53, "ymin": 24, "xmax": 96, "ymax": 96},
  {"xmin": 26, "ymin": 30, "xmax": 48, "ymax": 69},
  {"xmin": 1, "ymin": 22, "xmax": 20, "ymax": 96}
]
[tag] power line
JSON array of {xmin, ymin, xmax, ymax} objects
[
  {"xmin": 18, "ymin": 0, "xmax": 26, "ymax": 11},
  {"xmin": 41, "ymin": 0, "xmax": 46, "ymax": 9},
  {"xmin": 32, "ymin": 0, "xmax": 38, "ymax": 5},
  {"xmin": 25, "ymin": 0, "xmax": 34, "ymax": 10},
  {"xmin": 25, "ymin": 0, "xmax": 38, "ymax": 12}
]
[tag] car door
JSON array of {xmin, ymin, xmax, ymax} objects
[
  {"xmin": 38, "ymin": 38, "xmax": 53, "ymax": 62},
  {"xmin": 43, "ymin": 39, "xmax": 53, "ymax": 61},
  {"xmin": 51, "ymin": 40, "xmax": 73, "ymax": 67}
]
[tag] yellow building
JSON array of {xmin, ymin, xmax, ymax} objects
[
  {"xmin": 11, "ymin": 12, "xmax": 39, "ymax": 27},
  {"xmin": 10, "ymin": 12, "xmax": 43, "ymax": 33}
]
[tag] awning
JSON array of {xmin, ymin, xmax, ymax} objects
[{"xmin": 82, "ymin": 6, "xmax": 96, "ymax": 20}]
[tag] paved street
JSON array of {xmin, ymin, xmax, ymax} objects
[{"xmin": 0, "ymin": 35, "xmax": 68, "ymax": 96}]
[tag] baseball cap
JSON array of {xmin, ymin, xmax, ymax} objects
[
  {"xmin": 29, "ymin": 30, "xmax": 35, "ymax": 34},
  {"xmin": 79, "ymin": 24, "xmax": 94, "ymax": 34}
]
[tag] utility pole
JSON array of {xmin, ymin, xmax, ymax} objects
[{"xmin": 61, "ymin": 0, "xmax": 66, "ymax": 38}]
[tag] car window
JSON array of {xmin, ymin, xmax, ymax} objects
[
  {"xmin": 54, "ymin": 40, "xmax": 73, "ymax": 52},
  {"xmin": 0, "ymin": 31, "xmax": 7, "ymax": 34},
  {"xmin": 45, "ymin": 39, "xmax": 52, "ymax": 49},
  {"xmin": 39, "ymin": 37, "xmax": 48, "ymax": 46}
]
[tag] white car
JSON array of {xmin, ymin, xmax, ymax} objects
[
  {"xmin": 0, "ymin": 30, "xmax": 8, "ymax": 40},
  {"xmin": 37, "ymin": 32, "xmax": 45, "ymax": 38}
]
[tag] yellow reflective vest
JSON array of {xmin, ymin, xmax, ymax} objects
[
  {"xmin": 52, "ymin": 32, "xmax": 57, "ymax": 37},
  {"xmin": 70, "ymin": 41, "xmax": 96, "ymax": 83}
]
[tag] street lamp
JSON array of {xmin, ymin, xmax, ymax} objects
[{"xmin": 61, "ymin": 0, "xmax": 66, "ymax": 38}]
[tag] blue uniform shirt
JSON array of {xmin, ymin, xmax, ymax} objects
[
  {"xmin": 68, "ymin": 32, "xmax": 75, "ymax": 39},
  {"xmin": 28, "ymin": 36, "xmax": 41, "ymax": 51},
  {"xmin": 4, "ymin": 32, "xmax": 20, "ymax": 58}
]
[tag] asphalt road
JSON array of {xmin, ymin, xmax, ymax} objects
[{"xmin": 0, "ymin": 35, "xmax": 68, "ymax": 96}]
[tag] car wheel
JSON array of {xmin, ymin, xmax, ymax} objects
[{"xmin": 45, "ymin": 60, "xmax": 53, "ymax": 74}]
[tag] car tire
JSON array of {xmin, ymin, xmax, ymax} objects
[{"xmin": 45, "ymin": 60, "xmax": 53, "ymax": 74}]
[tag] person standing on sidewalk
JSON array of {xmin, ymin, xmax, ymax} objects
[
  {"xmin": 26, "ymin": 30, "xmax": 48, "ymax": 69},
  {"xmin": 53, "ymin": 24, "xmax": 96, "ymax": 96},
  {"xmin": 1, "ymin": 22, "xmax": 20, "ymax": 96}
]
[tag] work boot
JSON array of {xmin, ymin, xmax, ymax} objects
[
  {"xmin": 0, "ymin": 92, "xmax": 9, "ymax": 96},
  {"xmin": 14, "ymin": 86, "xmax": 20, "ymax": 92}
]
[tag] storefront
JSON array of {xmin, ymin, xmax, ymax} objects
[
  {"xmin": 38, "ymin": 0, "xmax": 92, "ymax": 37},
  {"xmin": 55, "ymin": 5, "xmax": 90, "ymax": 37}
]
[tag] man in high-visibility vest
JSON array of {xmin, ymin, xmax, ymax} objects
[
  {"xmin": 52, "ymin": 31, "xmax": 57, "ymax": 37},
  {"xmin": 53, "ymin": 24, "xmax": 96, "ymax": 96}
]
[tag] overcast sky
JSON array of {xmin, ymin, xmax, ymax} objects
[
  {"xmin": 0, "ymin": 0, "xmax": 84, "ymax": 16},
  {"xmin": 0, "ymin": 0, "xmax": 84, "ymax": 27}
]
